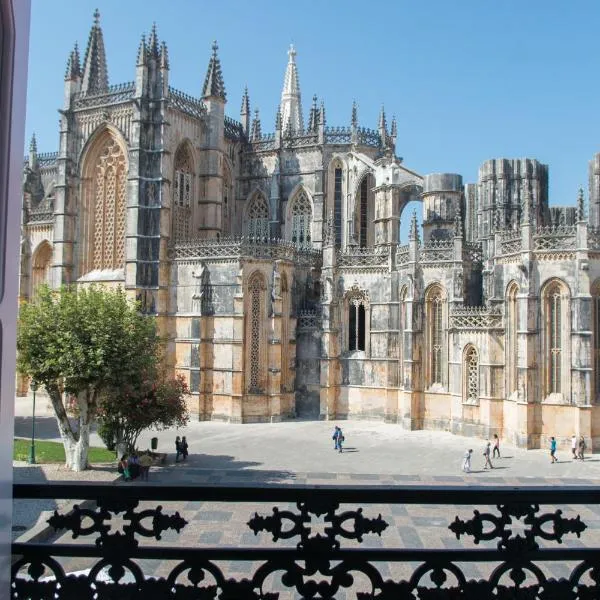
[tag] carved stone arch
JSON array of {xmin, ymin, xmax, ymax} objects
[
  {"xmin": 244, "ymin": 189, "xmax": 269, "ymax": 240},
  {"xmin": 246, "ymin": 269, "xmax": 268, "ymax": 393},
  {"xmin": 77, "ymin": 127, "xmax": 128, "ymax": 278},
  {"xmin": 172, "ymin": 140, "xmax": 196, "ymax": 241},
  {"xmin": 285, "ymin": 185, "xmax": 313, "ymax": 247},
  {"xmin": 540, "ymin": 278, "xmax": 571, "ymax": 400},
  {"xmin": 30, "ymin": 239, "xmax": 53, "ymax": 297},
  {"xmin": 77, "ymin": 123, "xmax": 129, "ymax": 177},
  {"xmin": 463, "ymin": 344, "xmax": 479, "ymax": 404}
]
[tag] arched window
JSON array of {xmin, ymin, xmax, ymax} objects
[
  {"xmin": 246, "ymin": 193, "xmax": 269, "ymax": 240},
  {"xmin": 31, "ymin": 241, "xmax": 52, "ymax": 297},
  {"xmin": 506, "ymin": 283, "xmax": 519, "ymax": 396},
  {"xmin": 346, "ymin": 286, "xmax": 369, "ymax": 352},
  {"xmin": 247, "ymin": 271, "xmax": 266, "ymax": 392},
  {"xmin": 289, "ymin": 190, "xmax": 312, "ymax": 247},
  {"xmin": 593, "ymin": 281, "xmax": 600, "ymax": 403},
  {"xmin": 357, "ymin": 174, "xmax": 374, "ymax": 247},
  {"xmin": 542, "ymin": 280, "xmax": 570, "ymax": 398},
  {"xmin": 464, "ymin": 345, "xmax": 479, "ymax": 403},
  {"xmin": 173, "ymin": 144, "xmax": 193, "ymax": 240},
  {"xmin": 426, "ymin": 284, "xmax": 446, "ymax": 387},
  {"xmin": 79, "ymin": 130, "xmax": 127, "ymax": 276}
]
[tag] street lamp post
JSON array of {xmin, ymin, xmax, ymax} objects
[{"xmin": 28, "ymin": 380, "xmax": 38, "ymax": 464}]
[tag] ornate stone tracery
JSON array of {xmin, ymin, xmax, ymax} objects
[
  {"xmin": 464, "ymin": 345, "xmax": 479, "ymax": 403},
  {"xmin": 246, "ymin": 193, "xmax": 269, "ymax": 240},
  {"xmin": 173, "ymin": 143, "xmax": 193, "ymax": 240},
  {"xmin": 247, "ymin": 271, "xmax": 267, "ymax": 392},
  {"xmin": 289, "ymin": 189, "xmax": 312, "ymax": 247}
]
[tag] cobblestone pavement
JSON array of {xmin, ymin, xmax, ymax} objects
[{"xmin": 13, "ymin": 400, "xmax": 600, "ymax": 594}]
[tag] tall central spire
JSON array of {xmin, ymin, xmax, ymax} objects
[
  {"xmin": 280, "ymin": 44, "xmax": 303, "ymax": 134},
  {"xmin": 81, "ymin": 9, "xmax": 108, "ymax": 95}
]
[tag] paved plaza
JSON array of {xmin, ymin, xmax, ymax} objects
[{"xmin": 13, "ymin": 395, "xmax": 600, "ymax": 592}]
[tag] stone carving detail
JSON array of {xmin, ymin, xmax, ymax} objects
[
  {"xmin": 420, "ymin": 239, "xmax": 454, "ymax": 264},
  {"xmin": 337, "ymin": 245, "xmax": 387, "ymax": 267},
  {"xmin": 396, "ymin": 244, "xmax": 410, "ymax": 266},
  {"xmin": 534, "ymin": 225, "xmax": 577, "ymax": 251},
  {"xmin": 450, "ymin": 307, "xmax": 503, "ymax": 330},
  {"xmin": 501, "ymin": 236, "xmax": 522, "ymax": 255},
  {"xmin": 191, "ymin": 262, "xmax": 209, "ymax": 315}
]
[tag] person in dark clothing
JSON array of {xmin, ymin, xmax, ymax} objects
[
  {"xmin": 492, "ymin": 434, "xmax": 500, "ymax": 459},
  {"xmin": 175, "ymin": 436, "xmax": 182, "ymax": 462},
  {"xmin": 181, "ymin": 436, "xmax": 189, "ymax": 460}
]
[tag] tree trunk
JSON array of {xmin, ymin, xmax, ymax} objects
[{"xmin": 47, "ymin": 384, "xmax": 91, "ymax": 471}]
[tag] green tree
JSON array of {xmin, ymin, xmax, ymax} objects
[
  {"xmin": 17, "ymin": 285, "xmax": 160, "ymax": 471},
  {"xmin": 97, "ymin": 374, "xmax": 189, "ymax": 457}
]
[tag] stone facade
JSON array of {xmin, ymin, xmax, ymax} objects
[{"xmin": 19, "ymin": 12, "xmax": 600, "ymax": 448}]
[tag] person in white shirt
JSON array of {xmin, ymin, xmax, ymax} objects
[
  {"xmin": 571, "ymin": 434, "xmax": 578, "ymax": 460},
  {"xmin": 462, "ymin": 449, "xmax": 473, "ymax": 473}
]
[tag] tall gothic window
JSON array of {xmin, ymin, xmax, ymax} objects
[
  {"xmin": 546, "ymin": 283, "xmax": 562, "ymax": 394},
  {"xmin": 80, "ymin": 131, "xmax": 127, "ymax": 276},
  {"xmin": 173, "ymin": 144, "xmax": 193, "ymax": 240},
  {"xmin": 506, "ymin": 283, "xmax": 519, "ymax": 395},
  {"xmin": 593, "ymin": 282, "xmax": 600, "ymax": 403},
  {"xmin": 334, "ymin": 166, "xmax": 343, "ymax": 247},
  {"xmin": 359, "ymin": 177, "xmax": 368, "ymax": 247},
  {"xmin": 464, "ymin": 345, "xmax": 479, "ymax": 403},
  {"xmin": 426, "ymin": 285, "xmax": 445, "ymax": 387},
  {"xmin": 246, "ymin": 193, "xmax": 269, "ymax": 240},
  {"xmin": 247, "ymin": 272, "xmax": 266, "ymax": 392},
  {"xmin": 290, "ymin": 190, "xmax": 312, "ymax": 247},
  {"xmin": 347, "ymin": 288, "xmax": 369, "ymax": 352}
]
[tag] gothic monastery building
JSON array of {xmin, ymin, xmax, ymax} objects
[{"xmin": 20, "ymin": 12, "xmax": 600, "ymax": 448}]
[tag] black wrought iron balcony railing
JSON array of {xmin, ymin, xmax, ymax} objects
[{"xmin": 11, "ymin": 483, "xmax": 600, "ymax": 598}]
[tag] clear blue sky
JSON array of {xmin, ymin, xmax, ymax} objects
[{"xmin": 25, "ymin": 0, "xmax": 600, "ymax": 206}]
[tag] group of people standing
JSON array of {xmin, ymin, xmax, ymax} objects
[
  {"xmin": 175, "ymin": 436, "xmax": 189, "ymax": 462},
  {"xmin": 462, "ymin": 434, "xmax": 501, "ymax": 473},
  {"xmin": 118, "ymin": 451, "xmax": 152, "ymax": 481}
]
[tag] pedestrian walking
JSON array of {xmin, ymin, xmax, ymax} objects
[
  {"xmin": 571, "ymin": 434, "xmax": 578, "ymax": 460},
  {"xmin": 181, "ymin": 436, "xmax": 189, "ymax": 460},
  {"xmin": 492, "ymin": 434, "xmax": 501, "ymax": 459},
  {"xmin": 550, "ymin": 436, "xmax": 558, "ymax": 463},
  {"xmin": 578, "ymin": 436, "xmax": 586, "ymax": 461},
  {"xmin": 332, "ymin": 426, "xmax": 340, "ymax": 450},
  {"xmin": 462, "ymin": 449, "xmax": 473, "ymax": 473},
  {"xmin": 337, "ymin": 427, "xmax": 344, "ymax": 453},
  {"xmin": 483, "ymin": 440, "xmax": 493, "ymax": 469},
  {"xmin": 175, "ymin": 435, "xmax": 182, "ymax": 462}
]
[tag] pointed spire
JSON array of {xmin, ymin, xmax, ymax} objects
[
  {"xmin": 65, "ymin": 42, "xmax": 81, "ymax": 80},
  {"xmin": 319, "ymin": 101, "xmax": 326, "ymax": 128},
  {"xmin": 136, "ymin": 34, "xmax": 147, "ymax": 66},
  {"xmin": 28, "ymin": 133, "xmax": 38, "ymax": 171},
  {"xmin": 251, "ymin": 108, "xmax": 262, "ymax": 140},
  {"xmin": 148, "ymin": 22, "xmax": 159, "ymax": 59},
  {"xmin": 351, "ymin": 100, "xmax": 358, "ymax": 128},
  {"xmin": 275, "ymin": 105, "xmax": 282, "ymax": 131},
  {"xmin": 81, "ymin": 8, "xmax": 109, "ymax": 95},
  {"xmin": 577, "ymin": 187, "xmax": 585, "ymax": 222},
  {"xmin": 241, "ymin": 86, "xmax": 250, "ymax": 115},
  {"xmin": 390, "ymin": 115, "xmax": 397, "ymax": 138},
  {"xmin": 409, "ymin": 210, "xmax": 419, "ymax": 242},
  {"xmin": 378, "ymin": 105, "xmax": 387, "ymax": 132},
  {"xmin": 159, "ymin": 41, "xmax": 169, "ymax": 70},
  {"xmin": 280, "ymin": 44, "xmax": 303, "ymax": 133},
  {"xmin": 307, "ymin": 94, "xmax": 318, "ymax": 132},
  {"xmin": 202, "ymin": 40, "xmax": 226, "ymax": 100}
]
